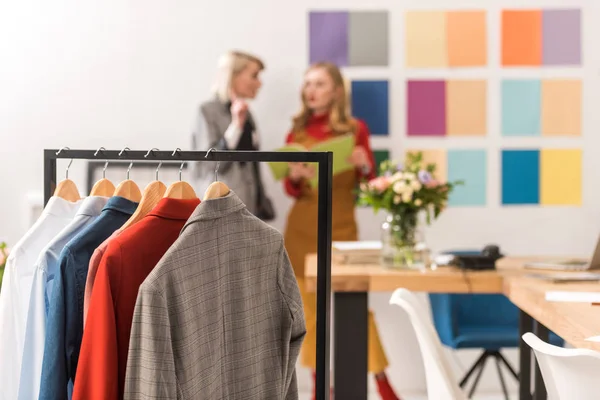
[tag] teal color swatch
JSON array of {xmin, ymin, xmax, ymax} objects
[
  {"xmin": 448, "ymin": 149, "xmax": 487, "ymax": 206},
  {"xmin": 501, "ymin": 79, "xmax": 541, "ymax": 136}
]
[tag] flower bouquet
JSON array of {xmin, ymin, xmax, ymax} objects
[{"xmin": 357, "ymin": 152, "xmax": 461, "ymax": 268}]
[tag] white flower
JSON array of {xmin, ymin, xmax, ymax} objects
[
  {"xmin": 415, "ymin": 199, "xmax": 423, "ymax": 206},
  {"xmin": 410, "ymin": 181, "xmax": 422, "ymax": 191},
  {"xmin": 391, "ymin": 172, "xmax": 404, "ymax": 181},
  {"xmin": 404, "ymin": 172, "xmax": 416, "ymax": 181},
  {"xmin": 393, "ymin": 195, "xmax": 401, "ymax": 204},
  {"xmin": 393, "ymin": 181, "xmax": 406, "ymax": 194},
  {"xmin": 402, "ymin": 192, "xmax": 412, "ymax": 203}
]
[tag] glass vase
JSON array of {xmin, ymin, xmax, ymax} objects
[{"xmin": 380, "ymin": 211, "xmax": 425, "ymax": 269}]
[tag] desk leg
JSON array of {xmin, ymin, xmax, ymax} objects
[
  {"xmin": 519, "ymin": 310, "xmax": 533, "ymax": 400},
  {"xmin": 533, "ymin": 321, "xmax": 549, "ymax": 400},
  {"xmin": 334, "ymin": 292, "xmax": 368, "ymax": 400}
]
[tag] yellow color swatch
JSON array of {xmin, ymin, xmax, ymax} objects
[
  {"xmin": 406, "ymin": 149, "xmax": 447, "ymax": 182},
  {"xmin": 447, "ymin": 11, "xmax": 487, "ymax": 66},
  {"xmin": 541, "ymin": 80, "xmax": 582, "ymax": 136},
  {"xmin": 405, "ymin": 11, "xmax": 447, "ymax": 67},
  {"xmin": 540, "ymin": 149, "xmax": 582, "ymax": 206},
  {"xmin": 446, "ymin": 80, "xmax": 487, "ymax": 136}
]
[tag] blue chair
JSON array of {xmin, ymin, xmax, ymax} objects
[
  {"xmin": 429, "ymin": 293, "xmax": 564, "ymax": 398},
  {"xmin": 429, "ymin": 251, "xmax": 563, "ymax": 399}
]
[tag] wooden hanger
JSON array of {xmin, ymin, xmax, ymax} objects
[
  {"xmin": 164, "ymin": 148, "xmax": 198, "ymax": 200},
  {"xmin": 119, "ymin": 151, "xmax": 167, "ymax": 231},
  {"xmin": 202, "ymin": 149, "xmax": 230, "ymax": 200},
  {"xmin": 53, "ymin": 148, "xmax": 81, "ymax": 202},
  {"xmin": 113, "ymin": 148, "xmax": 142, "ymax": 202},
  {"xmin": 89, "ymin": 148, "xmax": 116, "ymax": 197}
]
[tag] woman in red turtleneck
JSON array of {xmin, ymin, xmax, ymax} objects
[{"xmin": 282, "ymin": 62, "xmax": 400, "ymax": 400}]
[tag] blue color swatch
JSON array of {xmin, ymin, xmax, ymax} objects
[
  {"xmin": 351, "ymin": 80, "xmax": 389, "ymax": 135},
  {"xmin": 447, "ymin": 149, "xmax": 487, "ymax": 206},
  {"xmin": 501, "ymin": 80, "xmax": 541, "ymax": 136},
  {"xmin": 501, "ymin": 150, "xmax": 540, "ymax": 205}
]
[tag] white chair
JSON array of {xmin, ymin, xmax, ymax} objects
[
  {"xmin": 389, "ymin": 288, "xmax": 467, "ymax": 400},
  {"xmin": 522, "ymin": 332, "xmax": 600, "ymax": 399}
]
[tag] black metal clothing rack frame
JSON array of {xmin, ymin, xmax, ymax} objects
[{"xmin": 43, "ymin": 148, "xmax": 333, "ymax": 400}]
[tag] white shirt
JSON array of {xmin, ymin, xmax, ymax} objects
[
  {"xmin": 223, "ymin": 121, "xmax": 259, "ymax": 149},
  {"xmin": 17, "ymin": 196, "xmax": 108, "ymax": 400},
  {"xmin": 0, "ymin": 196, "xmax": 81, "ymax": 400}
]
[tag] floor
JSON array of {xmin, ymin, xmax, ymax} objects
[{"xmin": 298, "ymin": 391, "xmax": 516, "ymax": 399}]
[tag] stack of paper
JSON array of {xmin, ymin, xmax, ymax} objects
[
  {"xmin": 545, "ymin": 291, "xmax": 600, "ymax": 303},
  {"xmin": 332, "ymin": 241, "xmax": 381, "ymax": 264}
]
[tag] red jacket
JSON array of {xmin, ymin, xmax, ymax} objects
[{"xmin": 73, "ymin": 198, "xmax": 200, "ymax": 400}]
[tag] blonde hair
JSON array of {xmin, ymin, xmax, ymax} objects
[
  {"xmin": 212, "ymin": 50, "xmax": 265, "ymax": 102},
  {"xmin": 291, "ymin": 62, "xmax": 357, "ymax": 139}
]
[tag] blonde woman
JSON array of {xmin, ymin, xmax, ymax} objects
[
  {"xmin": 283, "ymin": 62, "xmax": 400, "ymax": 400},
  {"xmin": 191, "ymin": 50, "xmax": 274, "ymax": 219}
]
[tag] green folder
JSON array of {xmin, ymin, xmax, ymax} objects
[{"xmin": 268, "ymin": 134, "xmax": 355, "ymax": 188}]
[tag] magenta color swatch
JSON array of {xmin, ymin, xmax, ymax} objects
[
  {"xmin": 407, "ymin": 80, "xmax": 446, "ymax": 136},
  {"xmin": 542, "ymin": 9, "xmax": 581, "ymax": 65},
  {"xmin": 309, "ymin": 11, "xmax": 349, "ymax": 66}
]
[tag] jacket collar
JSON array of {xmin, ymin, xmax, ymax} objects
[
  {"xmin": 182, "ymin": 191, "xmax": 245, "ymax": 228},
  {"xmin": 148, "ymin": 198, "xmax": 201, "ymax": 220},
  {"xmin": 102, "ymin": 196, "xmax": 139, "ymax": 215},
  {"xmin": 76, "ymin": 196, "xmax": 109, "ymax": 217}
]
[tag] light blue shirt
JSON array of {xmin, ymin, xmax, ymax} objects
[
  {"xmin": 39, "ymin": 196, "xmax": 138, "ymax": 400},
  {"xmin": 17, "ymin": 196, "xmax": 108, "ymax": 400}
]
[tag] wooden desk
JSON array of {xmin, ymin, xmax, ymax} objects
[{"xmin": 305, "ymin": 254, "xmax": 600, "ymax": 400}]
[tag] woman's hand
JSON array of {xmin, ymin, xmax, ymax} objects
[
  {"xmin": 231, "ymin": 99, "xmax": 248, "ymax": 128},
  {"xmin": 347, "ymin": 146, "xmax": 371, "ymax": 169},
  {"xmin": 288, "ymin": 162, "xmax": 315, "ymax": 183}
]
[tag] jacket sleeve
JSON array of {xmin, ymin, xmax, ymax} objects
[
  {"xmin": 355, "ymin": 119, "xmax": 376, "ymax": 180},
  {"xmin": 73, "ymin": 245, "xmax": 121, "ymax": 400},
  {"xmin": 277, "ymin": 245, "xmax": 306, "ymax": 399},
  {"xmin": 39, "ymin": 249, "xmax": 73, "ymax": 400},
  {"xmin": 124, "ymin": 282, "xmax": 178, "ymax": 400},
  {"xmin": 282, "ymin": 132, "xmax": 303, "ymax": 198},
  {"xmin": 190, "ymin": 105, "xmax": 236, "ymax": 178},
  {"xmin": 18, "ymin": 263, "xmax": 47, "ymax": 400}
]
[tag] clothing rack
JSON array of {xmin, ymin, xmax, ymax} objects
[{"xmin": 44, "ymin": 148, "xmax": 333, "ymax": 400}]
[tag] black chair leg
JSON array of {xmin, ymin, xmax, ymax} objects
[
  {"xmin": 494, "ymin": 354, "xmax": 510, "ymax": 400},
  {"xmin": 497, "ymin": 351, "xmax": 520, "ymax": 380},
  {"xmin": 468, "ymin": 356, "xmax": 488, "ymax": 398},
  {"xmin": 459, "ymin": 351, "xmax": 489, "ymax": 388}
]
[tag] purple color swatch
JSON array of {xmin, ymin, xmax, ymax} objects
[
  {"xmin": 543, "ymin": 9, "xmax": 581, "ymax": 65},
  {"xmin": 309, "ymin": 11, "xmax": 349, "ymax": 66},
  {"xmin": 407, "ymin": 80, "xmax": 446, "ymax": 136}
]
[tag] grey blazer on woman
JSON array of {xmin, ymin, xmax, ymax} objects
[{"xmin": 190, "ymin": 98, "xmax": 259, "ymax": 213}]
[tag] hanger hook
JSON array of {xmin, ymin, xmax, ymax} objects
[
  {"xmin": 94, "ymin": 147, "xmax": 109, "ymax": 179},
  {"xmin": 56, "ymin": 147, "xmax": 73, "ymax": 179},
  {"xmin": 205, "ymin": 147, "xmax": 216, "ymax": 158},
  {"xmin": 119, "ymin": 147, "xmax": 133, "ymax": 180},
  {"xmin": 144, "ymin": 148, "xmax": 162, "ymax": 180},
  {"xmin": 204, "ymin": 148, "xmax": 219, "ymax": 182},
  {"xmin": 171, "ymin": 148, "xmax": 185, "ymax": 181}
]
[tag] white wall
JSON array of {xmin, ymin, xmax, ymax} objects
[{"xmin": 1, "ymin": 0, "xmax": 599, "ymax": 396}]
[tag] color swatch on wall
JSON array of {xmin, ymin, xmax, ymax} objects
[
  {"xmin": 351, "ymin": 80, "xmax": 389, "ymax": 135},
  {"xmin": 502, "ymin": 8, "xmax": 581, "ymax": 66},
  {"xmin": 501, "ymin": 149, "xmax": 582, "ymax": 206},
  {"xmin": 407, "ymin": 80, "xmax": 487, "ymax": 136},
  {"xmin": 501, "ymin": 79, "xmax": 581, "ymax": 136},
  {"xmin": 309, "ymin": 10, "xmax": 389, "ymax": 66},
  {"xmin": 405, "ymin": 10, "xmax": 487, "ymax": 67},
  {"xmin": 405, "ymin": 149, "xmax": 487, "ymax": 206}
]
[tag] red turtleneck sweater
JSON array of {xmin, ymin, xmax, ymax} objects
[{"xmin": 284, "ymin": 113, "xmax": 376, "ymax": 198}]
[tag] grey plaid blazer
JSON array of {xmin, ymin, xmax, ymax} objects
[{"xmin": 124, "ymin": 191, "xmax": 306, "ymax": 400}]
